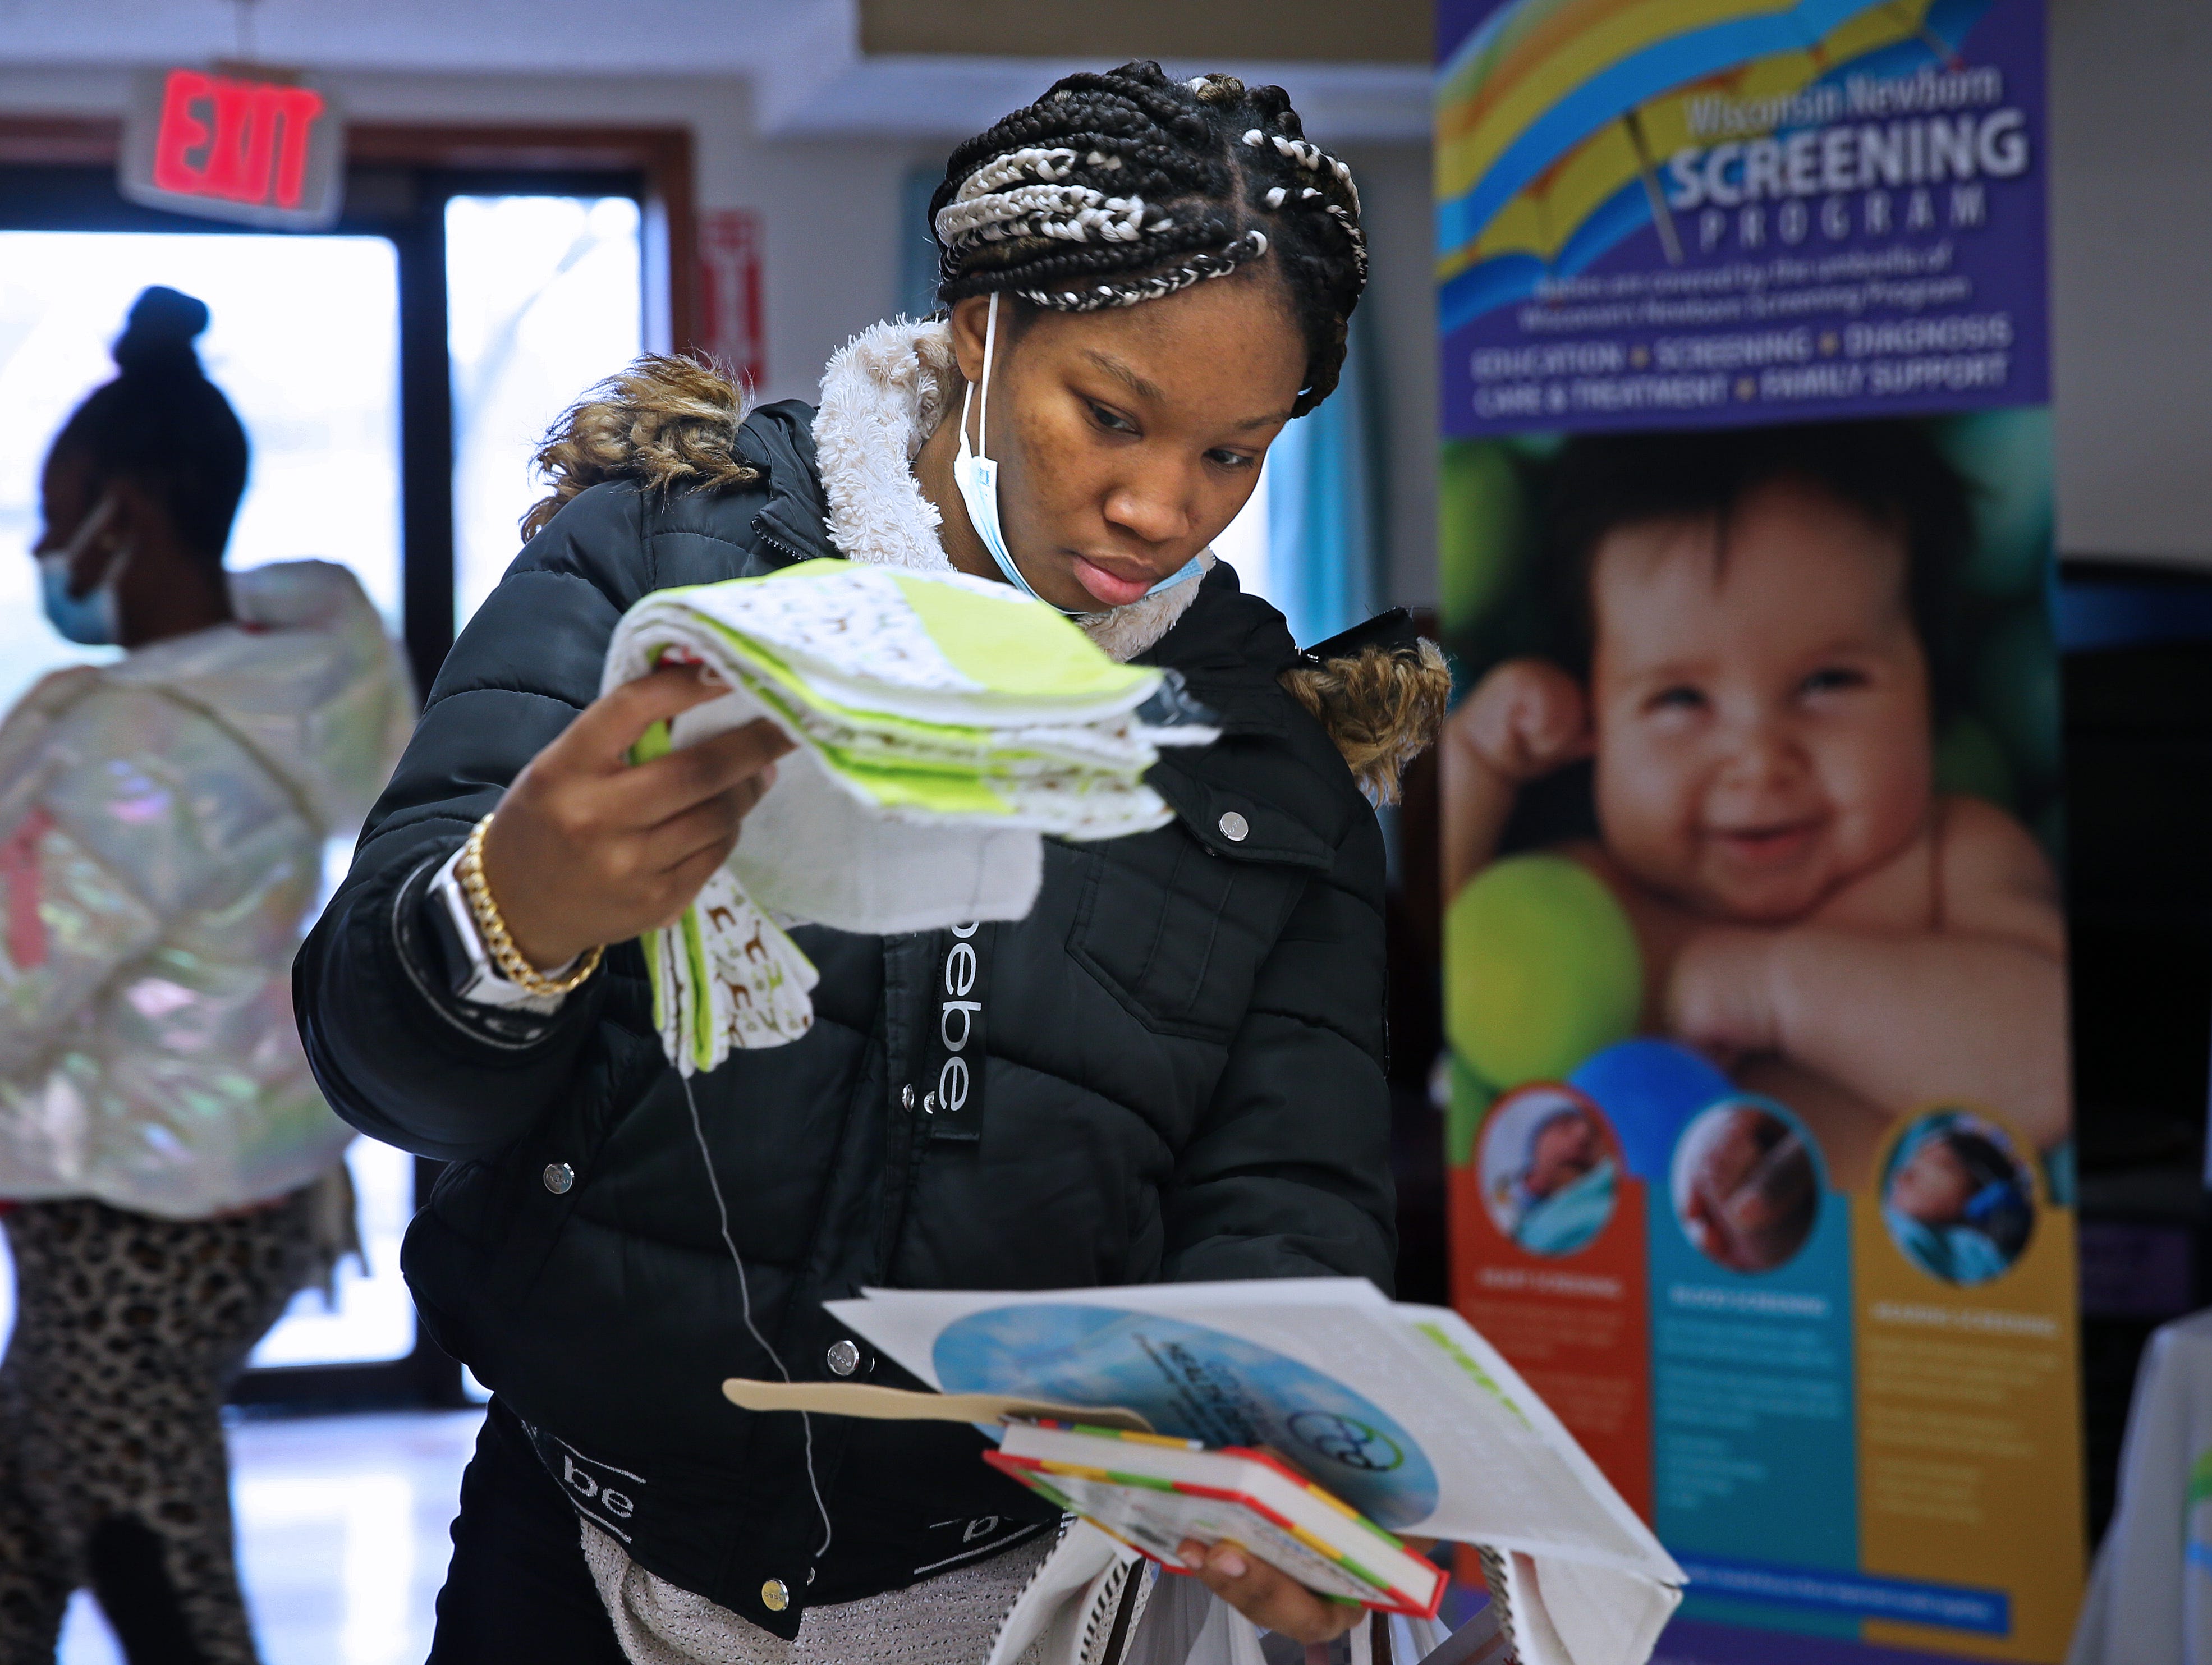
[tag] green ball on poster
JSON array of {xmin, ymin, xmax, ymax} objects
[
  {"xmin": 1445, "ymin": 854, "xmax": 1642, "ymax": 1090},
  {"xmin": 1439, "ymin": 442, "xmax": 1527, "ymax": 639}
]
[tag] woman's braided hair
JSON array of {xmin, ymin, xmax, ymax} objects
[{"xmin": 929, "ymin": 62, "xmax": 1367, "ymax": 418}]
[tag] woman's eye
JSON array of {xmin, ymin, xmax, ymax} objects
[
  {"xmin": 1647, "ymin": 685, "xmax": 1706, "ymax": 713},
  {"xmin": 1801, "ymin": 666, "xmax": 1869, "ymax": 696},
  {"xmin": 1088, "ymin": 402, "xmax": 1137, "ymax": 435},
  {"xmin": 1208, "ymin": 449, "xmax": 1258, "ymax": 471}
]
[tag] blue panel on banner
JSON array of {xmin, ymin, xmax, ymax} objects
[{"xmin": 1647, "ymin": 1099, "xmax": 1856, "ymax": 1570}]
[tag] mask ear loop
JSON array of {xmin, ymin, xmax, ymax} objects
[
  {"xmin": 967, "ymin": 290, "xmax": 999, "ymax": 463},
  {"xmin": 58, "ymin": 490, "xmax": 119, "ymax": 566}
]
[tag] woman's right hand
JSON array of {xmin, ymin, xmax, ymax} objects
[{"xmin": 477, "ymin": 664, "xmax": 795, "ymax": 971}]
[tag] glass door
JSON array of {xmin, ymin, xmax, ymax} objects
[{"xmin": 0, "ymin": 158, "xmax": 649, "ymax": 1405}]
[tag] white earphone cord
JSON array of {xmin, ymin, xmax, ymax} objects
[{"xmin": 681, "ymin": 1072, "xmax": 834, "ymax": 1561}]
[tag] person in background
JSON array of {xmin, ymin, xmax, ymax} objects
[{"xmin": 0, "ymin": 286, "xmax": 414, "ymax": 1661}]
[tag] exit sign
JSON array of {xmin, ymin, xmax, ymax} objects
[{"xmin": 120, "ymin": 64, "xmax": 345, "ymax": 230}]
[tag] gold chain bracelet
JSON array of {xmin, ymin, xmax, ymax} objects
[{"xmin": 458, "ymin": 814, "xmax": 604, "ymax": 999}]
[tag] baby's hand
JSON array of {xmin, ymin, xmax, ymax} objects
[{"xmin": 1451, "ymin": 657, "xmax": 1593, "ymax": 784}]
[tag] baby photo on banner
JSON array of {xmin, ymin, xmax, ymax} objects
[{"xmin": 1433, "ymin": 2, "xmax": 2082, "ymax": 1662}]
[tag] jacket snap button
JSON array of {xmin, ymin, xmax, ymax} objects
[
  {"xmin": 900, "ymin": 1084, "xmax": 916, "ymax": 1111},
  {"xmin": 826, "ymin": 1339, "xmax": 861, "ymax": 1377},
  {"xmin": 542, "ymin": 1162, "xmax": 575, "ymax": 1195},
  {"xmin": 761, "ymin": 1577, "xmax": 790, "ymax": 1612},
  {"xmin": 1217, "ymin": 811, "xmax": 1249, "ymax": 842}
]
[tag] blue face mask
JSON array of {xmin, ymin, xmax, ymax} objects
[
  {"xmin": 38, "ymin": 492, "xmax": 127, "ymax": 648},
  {"xmin": 950, "ymin": 291, "xmax": 1203, "ymax": 617}
]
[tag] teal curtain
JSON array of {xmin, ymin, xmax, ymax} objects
[
  {"xmin": 899, "ymin": 165, "xmax": 941, "ymax": 320},
  {"xmin": 1265, "ymin": 312, "xmax": 1384, "ymax": 649}
]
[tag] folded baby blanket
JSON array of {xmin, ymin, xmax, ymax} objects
[{"xmin": 603, "ymin": 558, "xmax": 1215, "ymax": 1073}]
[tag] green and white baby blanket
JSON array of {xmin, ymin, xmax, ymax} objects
[{"xmin": 604, "ymin": 558, "xmax": 1215, "ymax": 1074}]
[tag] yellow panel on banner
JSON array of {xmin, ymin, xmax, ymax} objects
[{"xmin": 1852, "ymin": 1111, "xmax": 2084, "ymax": 1662}]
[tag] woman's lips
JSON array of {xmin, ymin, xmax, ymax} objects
[{"xmin": 1068, "ymin": 554, "xmax": 1157, "ymax": 608}]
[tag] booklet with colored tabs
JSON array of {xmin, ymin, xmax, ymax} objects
[
  {"xmin": 724, "ymin": 1278, "xmax": 1685, "ymax": 1665},
  {"xmin": 987, "ymin": 1419, "xmax": 1446, "ymax": 1617}
]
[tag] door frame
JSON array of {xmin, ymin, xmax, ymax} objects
[{"xmin": 0, "ymin": 115, "xmax": 695, "ymax": 1409}]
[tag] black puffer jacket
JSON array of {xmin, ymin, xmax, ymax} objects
[{"xmin": 296, "ymin": 387, "xmax": 1403, "ymax": 1636}]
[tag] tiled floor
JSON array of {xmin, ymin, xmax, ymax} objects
[{"xmin": 59, "ymin": 1409, "xmax": 483, "ymax": 1665}]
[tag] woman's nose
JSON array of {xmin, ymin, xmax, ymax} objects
[{"xmin": 1100, "ymin": 474, "xmax": 1192, "ymax": 550}]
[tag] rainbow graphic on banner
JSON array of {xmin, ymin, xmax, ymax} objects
[{"xmin": 1434, "ymin": 0, "xmax": 2043, "ymax": 435}]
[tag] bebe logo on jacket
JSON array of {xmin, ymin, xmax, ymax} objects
[{"xmin": 925, "ymin": 923, "xmax": 988, "ymax": 1141}]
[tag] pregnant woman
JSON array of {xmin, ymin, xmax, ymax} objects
[{"xmin": 299, "ymin": 63, "xmax": 1442, "ymax": 1664}]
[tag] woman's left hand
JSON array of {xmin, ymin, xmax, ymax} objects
[{"xmin": 1177, "ymin": 1539, "xmax": 1365, "ymax": 1645}]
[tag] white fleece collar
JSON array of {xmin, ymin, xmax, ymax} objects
[{"xmin": 811, "ymin": 317, "xmax": 1211, "ymax": 664}]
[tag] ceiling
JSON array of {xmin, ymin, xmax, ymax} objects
[{"xmin": 0, "ymin": 0, "xmax": 1431, "ymax": 140}]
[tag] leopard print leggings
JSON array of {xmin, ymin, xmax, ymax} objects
[{"xmin": 0, "ymin": 1189, "xmax": 320, "ymax": 1663}]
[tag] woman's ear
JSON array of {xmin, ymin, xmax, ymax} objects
[{"xmin": 947, "ymin": 295, "xmax": 995, "ymax": 382}]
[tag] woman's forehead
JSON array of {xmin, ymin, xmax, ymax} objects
[{"xmin": 1021, "ymin": 277, "xmax": 1302, "ymax": 414}]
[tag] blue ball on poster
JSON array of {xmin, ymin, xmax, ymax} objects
[{"xmin": 1570, "ymin": 1039, "xmax": 1733, "ymax": 1182}]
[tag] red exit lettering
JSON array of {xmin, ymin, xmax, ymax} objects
[{"xmin": 151, "ymin": 69, "xmax": 326, "ymax": 210}]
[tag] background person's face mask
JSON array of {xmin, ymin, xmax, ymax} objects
[
  {"xmin": 951, "ymin": 292, "xmax": 1202, "ymax": 616},
  {"xmin": 37, "ymin": 490, "xmax": 128, "ymax": 646}
]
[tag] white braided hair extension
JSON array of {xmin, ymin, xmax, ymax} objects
[
  {"xmin": 933, "ymin": 141, "xmax": 1246, "ymax": 304},
  {"xmin": 934, "ymin": 183, "xmax": 1161, "ymax": 247},
  {"xmin": 1243, "ymin": 127, "xmax": 1367, "ymax": 283},
  {"xmin": 928, "ymin": 63, "xmax": 1369, "ymax": 414},
  {"xmin": 934, "ymin": 123, "xmax": 1361, "ymax": 315}
]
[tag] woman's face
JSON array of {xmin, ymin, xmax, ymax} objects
[
  {"xmin": 34, "ymin": 446, "xmax": 121, "ymax": 600},
  {"xmin": 948, "ymin": 274, "xmax": 1306, "ymax": 613}
]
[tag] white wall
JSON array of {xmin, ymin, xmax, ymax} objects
[
  {"xmin": 1341, "ymin": 141, "xmax": 1439, "ymax": 612},
  {"xmin": 2049, "ymin": 0, "xmax": 2212, "ymax": 566}
]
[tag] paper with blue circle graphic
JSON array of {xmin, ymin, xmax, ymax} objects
[
  {"xmin": 824, "ymin": 1277, "xmax": 1681, "ymax": 1582},
  {"xmin": 932, "ymin": 1302, "xmax": 1437, "ymax": 1527}
]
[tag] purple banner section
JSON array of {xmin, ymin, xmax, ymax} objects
[
  {"xmin": 1438, "ymin": 0, "xmax": 2049, "ymax": 437},
  {"xmin": 1655, "ymin": 1618, "xmax": 1984, "ymax": 1665}
]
